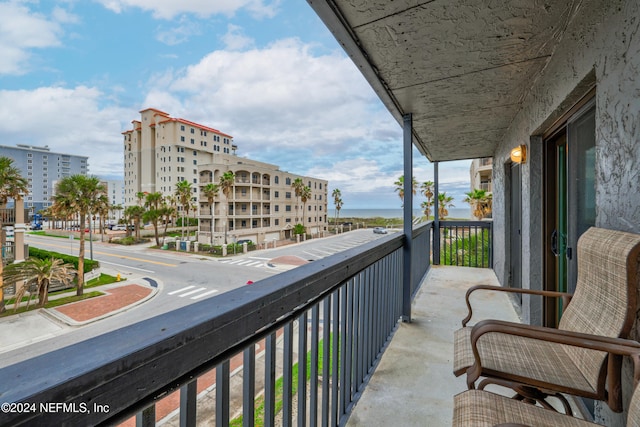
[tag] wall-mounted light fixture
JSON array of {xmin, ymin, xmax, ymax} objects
[{"xmin": 510, "ymin": 144, "xmax": 527, "ymax": 164}]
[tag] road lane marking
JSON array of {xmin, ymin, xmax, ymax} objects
[
  {"xmin": 168, "ymin": 286, "xmax": 195, "ymax": 295},
  {"xmin": 28, "ymin": 241, "xmax": 178, "ymax": 267},
  {"xmin": 178, "ymin": 287, "xmax": 207, "ymax": 297},
  {"xmin": 191, "ymin": 289, "xmax": 218, "ymax": 300},
  {"xmin": 99, "ymin": 260, "xmax": 154, "ymax": 273}
]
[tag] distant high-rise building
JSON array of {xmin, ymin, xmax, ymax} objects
[
  {"xmin": 0, "ymin": 144, "xmax": 88, "ymax": 213},
  {"xmin": 122, "ymin": 108, "xmax": 328, "ymax": 244}
]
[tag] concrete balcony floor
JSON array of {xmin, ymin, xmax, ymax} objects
[{"xmin": 346, "ymin": 265, "xmax": 522, "ymax": 427}]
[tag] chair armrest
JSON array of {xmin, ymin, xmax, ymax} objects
[
  {"xmin": 466, "ymin": 319, "xmax": 640, "ymax": 388},
  {"xmin": 462, "ymin": 285, "xmax": 573, "ymax": 326}
]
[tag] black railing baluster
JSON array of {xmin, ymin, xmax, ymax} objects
[
  {"xmin": 283, "ymin": 322, "xmax": 294, "ymax": 427},
  {"xmin": 321, "ymin": 297, "xmax": 330, "ymax": 427},
  {"xmin": 310, "ymin": 304, "xmax": 319, "ymax": 427},
  {"xmin": 264, "ymin": 332, "xmax": 276, "ymax": 427},
  {"xmin": 243, "ymin": 345, "xmax": 255, "ymax": 427},
  {"xmin": 331, "ymin": 288, "xmax": 340, "ymax": 427},
  {"xmin": 298, "ymin": 311, "xmax": 308, "ymax": 427},
  {"xmin": 180, "ymin": 380, "xmax": 197, "ymax": 427},
  {"xmin": 215, "ymin": 360, "xmax": 230, "ymax": 427},
  {"xmin": 135, "ymin": 405, "xmax": 155, "ymax": 427}
]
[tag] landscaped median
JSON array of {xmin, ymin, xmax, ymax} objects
[{"xmin": 1, "ymin": 273, "xmax": 119, "ymax": 318}]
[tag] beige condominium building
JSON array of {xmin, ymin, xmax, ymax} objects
[
  {"xmin": 469, "ymin": 157, "xmax": 493, "ymax": 193},
  {"xmin": 123, "ymin": 108, "xmax": 328, "ymax": 245}
]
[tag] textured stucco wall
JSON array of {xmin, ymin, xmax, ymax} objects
[{"xmin": 490, "ymin": 0, "xmax": 640, "ymax": 424}]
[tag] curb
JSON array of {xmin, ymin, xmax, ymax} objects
[{"xmin": 46, "ymin": 281, "xmax": 160, "ymax": 327}]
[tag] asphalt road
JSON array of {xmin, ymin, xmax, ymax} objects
[{"xmin": 0, "ymin": 228, "xmax": 393, "ymax": 365}]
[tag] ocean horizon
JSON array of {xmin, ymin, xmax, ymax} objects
[{"xmin": 328, "ymin": 208, "xmax": 471, "ymax": 219}]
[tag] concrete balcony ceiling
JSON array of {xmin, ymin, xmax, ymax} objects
[{"xmin": 309, "ymin": 0, "xmax": 574, "ymax": 161}]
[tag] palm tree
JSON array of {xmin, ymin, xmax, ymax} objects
[
  {"xmin": 143, "ymin": 192, "xmax": 163, "ymax": 246},
  {"xmin": 125, "ymin": 205, "xmax": 145, "ymax": 240},
  {"xmin": 95, "ymin": 195, "xmax": 110, "ymax": 242},
  {"xmin": 174, "ymin": 180, "xmax": 193, "ymax": 240},
  {"xmin": 463, "ymin": 189, "xmax": 489, "ymax": 220},
  {"xmin": 300, "ymin": 186, "xmax": 311, "ymax": 232},
  {"xmin": 110, "ymin": 203, "xmax": 123, "ymax": 225},
  {"xmin": 52, "ymin": 175, "xmax": 105, "ymax": 296},
  {"xmin": 394, "ymin": 175, "xmax": 417, "ymax": 206},
  {"xmin": 0, "ymin": 156, "xmax": 28, "ymax": 313},
  {"xmin": 421, "ymin": 181, "xmax": 435, "ymax": 218},
  {"xmin": 437, "ymin": 192, "xmax": 455, "ymax": 219},
  {"xmin": 421, "ymin": 199, "xmax": 434, "ymax": 218},
  {"xmin": 218, "ymin": 171, "xmax": 235, "ymax": 244},
  {"xmin": 136, "ymin": 191, "xmax": 146, "ymax": 207},
  {"xmin": 291, "ymin": 178, "xmax": 305, "ymax": 223},
  {"xmin": 202, "ymin": 183, "xmax": 219, "ymax": 245},
  {"xmin": 3, "ymin": 257, "xmax": 75, "ymax": 310},
  {"xmin": 332, "ymin": 188, "xmax": 342, "ymax": 229},
  {"xmin": 161, "ymin": 196, "xmax": 177, "ymax": 245}
]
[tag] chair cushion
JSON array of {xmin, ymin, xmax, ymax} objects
[
  {"xmin": 453, "ymin": 327, "xmax": 473, "ymax": 376},
  {"xmin": 559, "ymin": 227, "xmax": 640, "ymax": 391},
  {"xmin": 453, "ymin": 389, "xmax": 600, "ymax": 426},
  {"xmin": 456, "ymin": 328, "xmax": 600, "ymax": 394}
]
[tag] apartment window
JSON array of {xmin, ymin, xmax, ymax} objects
[
  {"xmin": 181, "ymin": 136, "xmax": 185, "ymax": 142},
  {"xmin": 285, "ymin": 177, "xmax": 291, "ymax": 185},
  {"xmin": 285, "ymin": 192, "xmax": 291, "ymax": 199},
  {"xmin": 286, "ymin": 218, "xmax": 291, "ymax": 223},
  {"xmin": 286, "ymin": 205, "xmax": 291, "ymax": 212},
  {"xmin": 181, "ymin": 125, "xmax": 185, "ymax": 131},
  {"xmin": 275, "ymin": 205, "xmax": 279, "ymax": 212},
  {"xmin": 191, "ymin": 128, "xmax": 195, "ymax": 134},
  {"xmin": 27, "ymin": 153, "xmax": 33, "ymax": 158},
  {"xmin": 191, "ymin": 139, "xmax": 195, "ymax": 144},
  {"xmin": 274, "ymin": 191, "xmax": 279, "ymax": 198},
  {"xmin": 275, "ymin": 219, "xmax": 279, "ymax": 226},
  {"xmin": 275, "ymin": 176, "xmax": 279, "ymax": 184}
]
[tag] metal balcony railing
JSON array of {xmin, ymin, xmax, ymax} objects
[
  {"xmin": 0, "ymin": 209, "xmax": 29, "ymax": 225},
  {"xmin": 436, "ymin": 220, "xmax": 493, "ymax": 268},
  {"xmin": 1, "ymin": 222, "xmax": 436, "ymax": 426}
]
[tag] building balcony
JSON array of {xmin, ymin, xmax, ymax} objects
[{"xmin": 0, "ymin": 221, "xmax": 502, "ymax": 426}]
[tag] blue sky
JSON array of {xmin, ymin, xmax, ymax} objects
[{"xmin": 0, "ymin": 0, "xmax": 472, "ymax": 210}]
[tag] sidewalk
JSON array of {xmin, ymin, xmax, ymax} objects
[{"xmin": 0, "ymin": 277, "xmax": 158, "ymax": 355}]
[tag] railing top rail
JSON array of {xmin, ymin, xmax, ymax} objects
[
  {"xmin": 0, "ymin": 232, "xmax": 404, "ymax": 426},
  {"xmin": 439, "ymin": 220, "xmax": 493, "ymax": 227}
]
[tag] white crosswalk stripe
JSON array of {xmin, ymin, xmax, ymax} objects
[
  {"xmin": 168, "ymin": 286, "xmax": 218, "ymax": 299},
  {"xmin": 218, "ymin": 258, "xmax": 268, "ymax": 269},
  {"xmin": 190, "ymin": 289, "xmax": 218, "ymax": 300}
]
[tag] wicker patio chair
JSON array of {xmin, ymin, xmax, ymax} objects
[
  {"xmin": 453, "ymin": 339, "xmax": 640, "ymax": 427},
  {"xmin": 453, "ymin": 227, "xmax": 640, "ymax": 413}
]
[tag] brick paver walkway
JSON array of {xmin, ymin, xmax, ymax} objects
[{"xmin": 54, "ymin": 284, "xmax": 152, "ymax": 322}]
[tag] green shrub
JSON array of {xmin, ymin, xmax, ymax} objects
[{"xmin": 29, "ymin": 247, "xmax": 99, "ymax": 272}]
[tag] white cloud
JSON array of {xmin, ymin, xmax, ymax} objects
[
  {"xmin": 97, "ymin": 0, "xmax": 280, "ymax": 20},
  {"xmin": 0, "ymin": 86, "xmax": 129, "ymax": 178},
  {"xmin": 0, "ymin": 2, "xmax": 67, "ymax": 75},
  {"xmin": 156, "ymin": 16, "xmax": 201, "ymax": 45},
  {"xmin": 146, "ymin": 38, "xmax": 394, "ymax": 154},
  {"xmin": 222, "ymin": 24, "xmax": 254, "ymax": 51}
]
